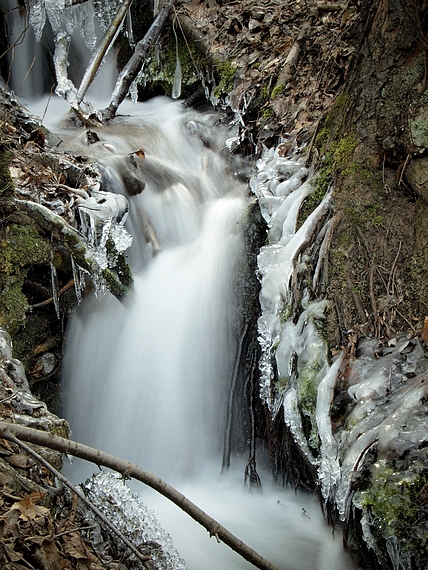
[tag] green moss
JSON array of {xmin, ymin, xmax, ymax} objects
[
  {"xmin": 260, "ymin": 82, "xmax": 270, "ymax": 102},
  {"xmin": 213, "ymin": 59, "xmax": 236, "ymax": 100},
  {"xmin": 357, "ymin": 460, "xmax": 428, "ymax": 560},
  {"xmin": 331, "ymin": 134, "xmax": 358, "ymax": 166},
  {"xmin": 0, "ymin": 224, "xmax": 51, "ymax": 334},
  {"xmin": 271, "ymin": 83, "xmax": 285, "ymax": 99},
  {"xmin": 296, "ymin": 317, "xmax": 330, "ymax": 452},
  {"xmin": 102, "ymin": 268, "xmax": 128, "ymax": 299},
  {"xmin": 139, "ymin": 28, "xmax": 207, "ymax": 99},
  {"xmin": 261, "ymin": 107, "xmax": 274, "ymax": 119},
  {"xmin": 0, "ymin": 274, "xmax": 28, "ymax": 335},
  {"xmin": 298, "ymin": 133, "xmax": 358, "ymax": 228},
  {"xmin": 49, "ymin": 420, "xmax": 70, "ymax": 439},
  {"xmin": 0, "ymin": 224, "xmax": 50, "ymax": 275},
  {"xmin": 315, "ymin": 127, "xmax": 330, "ymax": 156}
]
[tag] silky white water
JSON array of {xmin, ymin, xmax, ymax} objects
[{"xmin": 33, "ymin": 96, "xmax": 355, "ymax": 569}]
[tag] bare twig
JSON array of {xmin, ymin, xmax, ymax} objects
[
  {"xmin": 386, "ymin": 240, "xmax": 402, "ymax": 295},
  {"xmin": 18, "ymin": 56, "xmax": 36, "ymax": 98},
  {"xmin": 369, "ymin": 264, "xmax": 378, "ymax": 335},
  {"xmin": 5, "ymin": 432, "xmax": 153, "ymax": 568},
  {"xmin": 30, "ymin": 278, "xmax": 75, "ymax": 309},
  {"xmin": 0, "ymin": 422, "xmax": 281, "ymax": 570}
]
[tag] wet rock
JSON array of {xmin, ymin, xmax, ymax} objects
[{"xmin": 405, "ymin": 156, "xmax": 428, "ymax": 203}]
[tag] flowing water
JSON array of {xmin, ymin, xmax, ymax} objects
[
  {"xmin": 2, "ymin": 5, "xmax": 355, "ymax": 565},
  {"xmin": 33, "ymin": 96, "xmax": 354, "ymax": 570}
]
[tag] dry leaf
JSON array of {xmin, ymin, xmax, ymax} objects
[
  {"xmin": 6, "ymin": 451, "xmax": 34, "ymax": 469},
  {"xmin": 11, "ymin": 492, "xmax": 49, "ymax": 522},
  {"xmin": 64, "ymin": 531, "xmax": 93, "ymax": 560},
  {"xmin": 421, "ymin": 317, "xmax": 428, "ymax": 345},
  {"xmin": 133, "ymin": 147, "xmax": 146, "ymax": 159}
]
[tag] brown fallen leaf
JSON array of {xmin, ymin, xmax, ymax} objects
[
  {"xmin": 10, "ymin": 492, "xmax": 49, "ymax": 522},
  {"xmin": 6, "ymin": 451, "xmax": 34, "ymax": 469},
  {"xmin": 132, "ymin": 147, "xmax": 146, "ymax": 159}
]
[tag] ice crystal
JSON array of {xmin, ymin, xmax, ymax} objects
[
  {"xmin": 28, "ymin": 0, "xmax": 119, "ymax": 50},
  {"xmin": 83, "ymin": 472, "xmax": 186, "ymax": 570}
]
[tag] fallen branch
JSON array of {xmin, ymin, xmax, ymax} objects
[
  {"xmin": 276, "ymin": 22, "xmax": 311, "ymax": 88},
  {"xmin": 0, "ymin": 422, "xmax": 281, "ymax": 570},
  {"xmin": 103, "ymin": 0, "xmax": 181, "ymax": 121},
  {"xmin": 6, "ymin": 433, "xmax": 153, "ymax": 569}
]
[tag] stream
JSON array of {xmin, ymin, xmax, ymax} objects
[
  {"xmin": 34, "ymin": 96, "xmax": 354, "ymax": 570},
  {"xmin": 2, "ymin": 1, "xmax": 357, "ymax": 566}
]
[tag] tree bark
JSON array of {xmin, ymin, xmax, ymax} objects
[
  {"xmin": 103, "ymin": 0, "xmax": 180, "ymax": 121},
  {"xmin": 0, "ymin": 422, "xmax": 281, "ymax": 570}
]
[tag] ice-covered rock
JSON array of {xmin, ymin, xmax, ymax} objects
[{"xmin": 83, "ymin": 471, "xmax": 186, "ymax": 570}]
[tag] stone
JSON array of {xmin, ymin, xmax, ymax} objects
[{"xmin": 405, "ymin": 157, "xmax": 428, "ymax": 203}]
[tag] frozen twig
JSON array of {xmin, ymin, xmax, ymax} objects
[
  {"xmin": 77, "ymin": 0, "xmax": 133, "ymax": 103},
  {"xmin": 103, "ymin": 0, "xmax": 181, "ymax": 121},
  {"xmin": 15, "ymin": 200, "xmax": 130, "ymax": 300}
]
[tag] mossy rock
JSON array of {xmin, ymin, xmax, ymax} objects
[
  {"xmin": 0, "ymin": 144, "xmax": 15, "ymax": 199},
  {"xmin": 0, "ymin": 224, "xmax": 50, "ymax": 275},
  {"xmin": 355, "ymin": 458, "xmax": 428, "ymax": 565},
  {"xmin": 0, "ymin": 223, "xmax": 51, "ymax": 334}
]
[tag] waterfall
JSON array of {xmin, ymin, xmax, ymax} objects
[
  {"xmin": 48, "ymin": 97, "xmax": 353, "ymax": 569},
  {"xmin": 2, "ymin": 4, "xmax": 356, "ymax": 567}
]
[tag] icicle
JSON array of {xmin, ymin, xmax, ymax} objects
[
  {"xmin": 71, "ymin": 257, "xmax": 86, "ymax": 305},
  {"xmin": 171, "ymin": 18, "xmax": 182, "ymax": 99},
  {"xmin": 126, "ymin": 8, "xmax": 135, "ymax": 47},
  {"xmin": 50, "ymin": 259, "xmax": 60, "ymax": 319},
  {"xmin": 316, "ymin": 352, "xmax": 345, "ymax": 503},
  {"xmin": 28, "ymin": 0, "xmax": 46, "ymax": 42}
]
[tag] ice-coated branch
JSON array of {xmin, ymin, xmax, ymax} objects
[
  {"xmin": 103, "ymin": 0, "xmax": 181, "ymax": 121},
  {"xmin": 0, "ymin": 422, "xmax": 282, "ymax": 570},
  {"xmin": 15, "ymin": 200, "xmax": 130, "ymax": 300},
  {"xmin": 77, "ymin": 0, "xmax": 133, "ymax": 103},
  {"xmin": 53, "ymin": 32, "xmax": 81, "ymax": 110}
]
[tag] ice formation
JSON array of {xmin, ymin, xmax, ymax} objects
[
  {"xmin": 250, "ymin": 145, "xmax": 332, "ymax": 420},
  {"xmin": 252, "ymin": 141, "xmax": 428, "ymax": 566},
  {"xmin": 83, "ymin": 471, "xmax": 186, "ymax": 570},
  {"xmin": 28, "ymin": 0, "xmax": 120, "ymax": 49}
]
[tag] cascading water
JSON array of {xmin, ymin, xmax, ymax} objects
[{"xmin": 43, "ymin": 97, "xmax": 354, "ymax": 570}]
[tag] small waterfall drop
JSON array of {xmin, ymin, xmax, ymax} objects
[{"xmin": 52, "ymin": 98, "xmax": 356, "ymax": 569}]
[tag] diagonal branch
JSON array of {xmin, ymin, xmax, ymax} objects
[
  {"xmin": 77, "ymin": 0, "xmax": 133, "ymax": 103},
  {"xmin": 5, "ymin": 433, "xmax": 153, "ymax": 569},
  {"xmin": 0, "ymin": 421, "xmax": 281, "ymax": 570}
]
